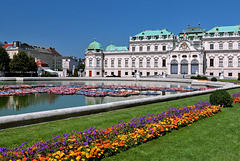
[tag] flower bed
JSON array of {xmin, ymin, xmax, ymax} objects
[
  {"xmin": 232, "ymin": 92, "xmax": 240, "ymax": 103},
  {"xmin": 0, "ymin": 101, "xmax": 222, "ymax": 161}
]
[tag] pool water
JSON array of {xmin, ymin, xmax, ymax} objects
[{"xmin": 0, "ymin": 81, "xmax": 192, "ymax": 116}]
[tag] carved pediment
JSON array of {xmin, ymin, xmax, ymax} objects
[{"xmin": 173, "ymin": 40, "xmax": 197, "ymax": 52}]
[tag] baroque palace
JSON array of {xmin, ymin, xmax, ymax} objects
[{"xmin": 85, "ymin": 25, "xmax": 240, "ymax": 78}]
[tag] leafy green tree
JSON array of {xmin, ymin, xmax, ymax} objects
[
  {"xmin": 73, "ymin": 68, "xmax": 78, "ymax": 77},
  {"xmin": 77, "ymin": 64, "xmax": 85, "ymax": 70},
  {"xmin": 9, "ymin": 51, "xmax": 37, "ymax": 73},
  {"xmin": 0, "ymin": 47, "xmax": 10, "ymax": 73},
  {"xmin": 28, "ymin": 56, "xmax": 37, "ymax": 72}
]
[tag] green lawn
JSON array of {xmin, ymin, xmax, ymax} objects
[
  {"xmin": 218, "ymin": 79, "xmax": 240, "ymax": 83},
  {"xmin": 0, "ymin": 88, "xmax": 239, "ymax": 160}
]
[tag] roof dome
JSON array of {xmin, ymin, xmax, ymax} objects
[
  {"xmin": 105, "ymin": 42, "xmax": 116, "ymax": 51},
  {"xmin": 88, "ymin": 38, "xmax": 103, "ymax": 50}
]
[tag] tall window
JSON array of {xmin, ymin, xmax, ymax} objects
[
  {"xmin": 147, "ymin": 46, "xmax": 150, "ymax": 51},
  {"xmin": 162, "ymin": 59, "xmax": 166, "ymax": 67},
  {"xmin": 210, "ymin": 59, "xmax": 214, "ymax": 67},
  {"xmin": 118, "ymin": 59, "xmax": 121, "ymax": 67},
  {"xmin": 155, "ymin": 46, "xmax": 158, "ymax": 51},
  {"xmin": 139, "ymin": 46, "xmax": 143, "ymax": 51},
  {"xmin": 238, "ymin": 58, "xmax": 240, "ymax": 67},
  {"xmin": 238, "ymin": 43, "xmax": 240, "ymax": 49},
  {"xmin": 105, "ymin": 60, "xmax": 108, "ymax": 67},
  {"xmin": 219, "ymin": 43, "xmax": 223, "ymax": 50},
  {"xmin": 147, "ymin": 59, "xmax": 150, "ymax": 67},
  {"xmin": 125, "ymin": 59, "xmax": 128, "ymax": 67},
  {"xmin": 96, "ymin": 59, "xmax": 100, "ymax": 67},
  {"xmin": 162, "ymin": 46, "xmax": 166, "ymax": 51},
  {"xmin": 111, "ymin": 60, "xmax": 114, "ymax": 67},
  {"xmin": 229, "ymin": 43, "xmax": 233, "ymax": 49},
  {"xmin": 139, "ymin": 59, "xmax": 143, "ymax": 67},
  {"xmin": 210, "ymin": 44, "xmax": 214, "ymax": 50},
  {"xmin": 132, "ymin": 47, "xmax": 135, "ymax": 52},
  {"xmin": 154, "ymin": 59, "xmax": 158, "ymax": 67},
  {"xmin": 228, "ymin": 58, "xmax": 233, "ymax": 67},
  {"xmin": 132, "ymin": 59, "xmax": 135, "ymax": 67},
  {"xmin": 219, "ymin": 58, "xmax": 223, "ymax": 67},
  {"xmin": 89, "ymin": 60, "xmax": 92, "ymax": 67}
]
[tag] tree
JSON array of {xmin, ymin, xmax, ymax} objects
[
  {"xmin": 28, "ymin": 56, "xmax": 37, "ymax": 72},
  {"xmin": 77, "ymin": 64, "xmax": 85, "ymax": 70},
  {"xmin": 73, "ymin": 68, "xmax": 78, "ymax": 77},
  {"xmin": 9, "ymin": 51, "xmax": 37, "ymax": 73},
  {"xmin": 0, "ymin": 47, "xmax": 10, "ymax": 73}
]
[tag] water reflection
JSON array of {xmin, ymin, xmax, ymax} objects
[
  {"xmin": 0, "ymin": 94, "xmax": 60, "ymax": 110},
  {"xmin": 0, "ymin": 81, "xmax": 199, "ymax": 116}
]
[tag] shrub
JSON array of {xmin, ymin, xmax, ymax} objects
[
  {"xmin": 191, "ymin": 76, "xmax": 196, "ymax": 79},
  {"xmin": 211, "ymin": 77, "xmax": 217, "ymax": 81},
  {"xmin": 210, "ymin": 89, "xmax": 233, "ymax": 107},
  {"xmin": 201, "ymin": 76, "xmax": 208, "ymax": 80},
  {"xmin": 196, "ymin": 75, "xmax": 201, "ymax": 79}
]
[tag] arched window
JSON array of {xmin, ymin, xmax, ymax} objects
[
  {"xmin": 181, "ymin": 60, "xmax": 188, "ymax": 74},
  {"xmin": 171, "ymin": 60, "xmax": 178, "ymax": 74},
  {"xmin": 191, "ymin": 60, "xmax": 199, "ymax": 74}
]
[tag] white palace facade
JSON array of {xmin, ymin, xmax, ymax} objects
[{"xmin": 85, "ymin": 25, "xmax": 240, "ymax": 78}]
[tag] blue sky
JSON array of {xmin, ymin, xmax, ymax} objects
[{"xmin": 0, "ymin": 0, "xmax": 239, "ymax": 58}]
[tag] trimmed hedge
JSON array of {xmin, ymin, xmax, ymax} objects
[
  {"xmin": 210, "ymin": 89, "xmax": 233, "ymax": 107},
  {"xmin": 211, "ymin": 77, "xmax": 217, "ymax": 82}
]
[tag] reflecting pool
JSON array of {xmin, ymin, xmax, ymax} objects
[{"xmin": 0, "ymin": 81, "xmax": 196, "ymax": 116}]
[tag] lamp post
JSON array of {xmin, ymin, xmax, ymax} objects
[{"xmin": 101, "ymin": 50, "xmax": 104, "ymax": 77}]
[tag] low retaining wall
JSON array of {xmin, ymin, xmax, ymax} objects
[
  {"xmin": 0, "ymin": 77, "xmax": 228, "ymax": 88},
  {"xmin": 0, "ymin": 83, "xmax": 239, "ymax": 129}
]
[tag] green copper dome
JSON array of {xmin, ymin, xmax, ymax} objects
[
  {"xmin": 105, "ymin": 42, "xmax": 128, "ymax": 51},
  {"xmin": 88, "ymin": 38, "xmax": 103, "ymax": 50},
  {"xmin": 105, "ymin": 42, "xmax": 116, "ymax": 51}
]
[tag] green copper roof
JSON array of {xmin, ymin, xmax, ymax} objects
[
  {"xmin": 105, "ymin": 43, "xmax": 116, "ymax": 51},
  {"xmin": 180, "ymin": 27, "xmax": 206, "ymax": 34},
  {"xmin": 133, "ymin": 29, "xmax": 174, "ymax": 37},
  {"xmin": 88, "ymin": 39, "xmax": 103, "ymax": 50},
  {"xmin": 105, "ymin": 43, "xmax": 128, "ymax": 51},
  {"xmin": 207, "ymin": 26, "xmax": 240, "ymax": 33}
]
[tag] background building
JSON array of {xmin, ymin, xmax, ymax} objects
[
  {"xmin": 85, "ymin": 25, "xmax": 240, "ymax": 79},
  {"xmin": 62, "ymin": 56, "xmax": 79, "ymax": 71},
  {"xmin": 2, "ymin": 41, "xmax": 62, "ymax": 70}
]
